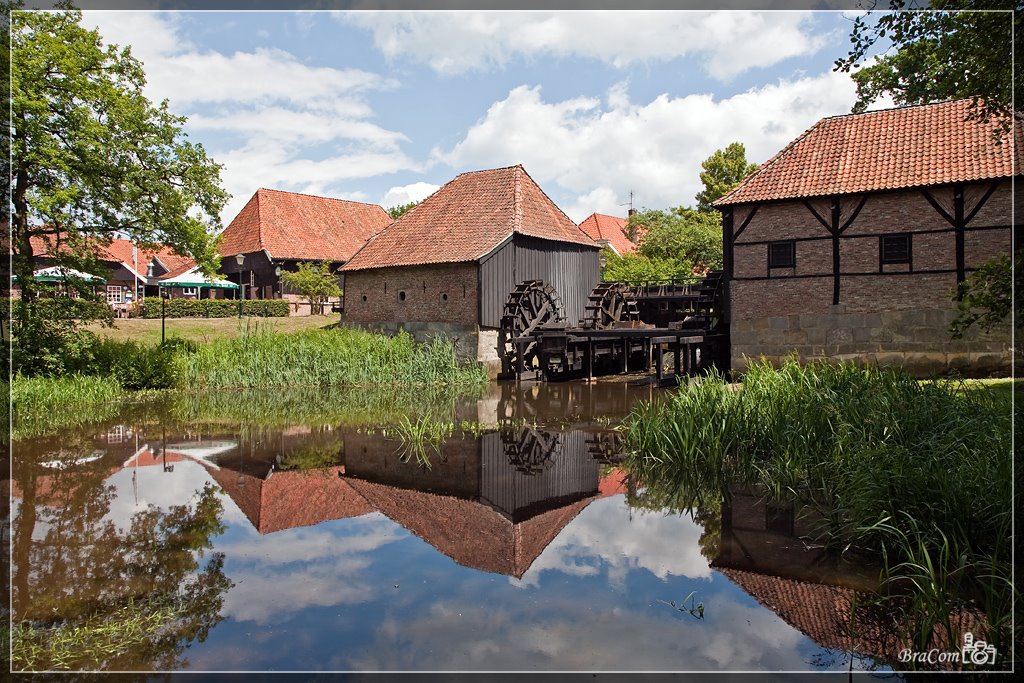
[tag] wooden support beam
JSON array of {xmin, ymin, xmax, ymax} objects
[
  {"xmin": 674, "ymin": 339, "xmax": 682, "ymax": 378},
  {"xmin": 656, "ymin": 343, "xmax": 664, "ymax": 384},
  {"xmin": 586, "ymin": 339, "xmax": 594, "ymax": 380}
]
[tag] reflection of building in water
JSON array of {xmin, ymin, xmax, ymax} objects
[
  {"xmin": 344, "ymin": 427, "xmax": 627, "ymax": 578},
  {"xmin": 205, "ymin": 465, "xmax": 374, "ymax": 535},
  {"xmin": 492, "ymin": 381, "xmax": 656, "ymax": 427},
  {"xmin": 108, "ymin": 423, "xmax": 629, "ymax": 574},
  {"xmin": 712, "ymin": 488, "xmax": 904, "ymax": 665}
]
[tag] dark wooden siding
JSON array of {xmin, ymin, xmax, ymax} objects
[
  {"xmin": 479, "ymin": 429, "xmax": 600, "ymax": 520},
  {"xmin": 478, "ymin": 235, "xmax": 600, "ymax": 328}
]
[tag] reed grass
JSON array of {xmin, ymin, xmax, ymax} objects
[
  {"xmin": 624, "ymin": 358, "xmax": 1013, "ymax": 665},
  {"xmin": 11, "ymin": 598, "xmax": 181, "ymax": 671},
  {"xmin": 179, "ymin": 328, "xmax": 487, "ymax": 388},
  {"xmin": 11, "ymin": 374, "xmax": 124, "ymax": 438}
]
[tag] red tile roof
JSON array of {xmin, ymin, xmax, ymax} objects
[
  {"xmin": 219, "ymin": 188, "xmax": 391, "ymax": 262},
  {"xmin": 206, "ymin": 465, "xmax": 374, "ymax": 535},
  {"xmin": 29, "ymin": 234, "xmax": 195, "ymax": 278},
  {"xmin": 342, "ymin": 165, "xmax": 597, "ymax": 272},
  {"xmin": 715, "ymin": 100, "xmax": 1024, "ymax": 206},
  {"xmin": 578, "ymin": 213, "xmax": 638, "ymax": 255}
]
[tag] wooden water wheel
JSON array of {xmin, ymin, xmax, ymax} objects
[
  {"xmin": 502, "ymin": 427, "xmax": 561, "ymax": 475},
  {"xmin": 499, "ymin": 280, "xmax": 565, "ymax": 376},
  {"xmin": 580, "ymin": 282, "xmax": 640, "ymax": 329}
]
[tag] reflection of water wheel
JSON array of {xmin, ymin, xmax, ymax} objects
[
  {"xmin": 585, "ymin": 430, "xmax": 625, "ymax": 463},
  {"xmin": 502, "ymin": 427, "xmax": 560, "ymax": 475},
  {"xmin": 499, "ymin": 280, "xmax": 564, "ymax": 376},
  {"xmin": 580, "ymin": 282, "xmax": 640, "ymax": 329}
]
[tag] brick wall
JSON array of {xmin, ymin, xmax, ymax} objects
[
  {"xmin": 726, "ymin": 180, "xmax": 1013, "ymax": 376},
  {"xmin": 342, "ymin": 262, "xmax": 479, "ymax": 325},
  {"xmin": 729, "ymin": 180, "xmax": 1013, "ymax": 321}
]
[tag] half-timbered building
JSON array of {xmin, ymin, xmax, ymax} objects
[{"xmin": 714, "ymin": 100, "xmax": 1019, "ymax": 376}]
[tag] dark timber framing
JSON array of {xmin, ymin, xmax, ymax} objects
[
  {"xmin": 802, "ymin": 195, "xmax": 868, "ymax": 305},
  {"xmin": 920, "ymin": 181, "xmax": 1000, "ymax": 290},
  {"xmin": 722, "ymin": 204, "xmax": 760, "ymax": 279}
]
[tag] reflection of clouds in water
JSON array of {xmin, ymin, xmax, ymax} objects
[
  {"xmin": 217, "ymin": 513, "xmax": 405, "ymax": 625},
  {"xmin": 104, "ymin": 461, "xmax": 233, "ymax": 527},
  {"xmin": 516, "ymin": 496, "xmax": 711, "ymax": 589},
  {"xmin": 348, "ymin": 595, "xmax": 812, "ymax": 671}
]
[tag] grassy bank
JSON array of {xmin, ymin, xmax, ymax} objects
[
  {"xmin": 12, "ymin": 327, "xmax": 487, "ymax": 437},
  {"xmin": 624, "ymin": 359, "xmax": 1014, "ymax": 666},
  {"xmin": 179, "ymin": 328, "xmax": 487, "ymax": 388},
  {"xmin": 85, "ymin": 314, "xmax": 335, "ymax": 345}
]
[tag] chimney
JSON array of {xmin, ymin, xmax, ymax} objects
[{"xmin": 628, "ymin": 208, "xmax": 637, "ymax": 218}]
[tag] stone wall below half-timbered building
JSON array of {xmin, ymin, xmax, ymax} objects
[{"xmin": 725, "ymin": 180, "xmax": 1013, "ymax": 377}]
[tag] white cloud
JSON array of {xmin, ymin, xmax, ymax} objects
[
  {"xmin": 80, "ymin": 11, "xmax": 411, "ymax": 225},
  {"xmin": 340, "ymin": 11, "xmax": 827, "ymax": 80},
  {"xmin": 437, "ymin": 71, "xmax": 884, "ymax": 222},
  {"xmin": 516, "ymin": 497, "xmax": 712, "ymax": 589},
  {"xmin": 349, "ymin": 595, "xmax": 813, "ymax": 671},
  {"xmin": 380, "ymin": 182, "xmax": 440, "ymax": 209},
  {"xmin": 219, "ymin": 514, "xmax": 406, "ymax": 625}
]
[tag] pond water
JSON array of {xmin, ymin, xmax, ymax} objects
[{"xmin": 8, "ymin": 381, "xmax": 896, "ymax": 673}]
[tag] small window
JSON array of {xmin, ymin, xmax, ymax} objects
[
  {"xmin": 440, "ymin": 292, "xmax": 449, "ymax": 303},
  {"xmin": 106, "ymin": 285, "xmax": 124, "ymax": 304},
  {"xmin": 880, "ymin": 233, "xmax": 911, "ymax": 264},
  {"xmin": 768, "ymin": 240, "xmax": 795, "ymax": 268},
  {"xmin": 398, "ymin": 290, "xmax": 407, "ymax": 302}
]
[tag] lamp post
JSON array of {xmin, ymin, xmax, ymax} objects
[
  {"xmin": 147, "ymin": 261, "xmax": 166, "ymax": 344},
  {"xmin": 235, "ymin": 253, "xmax": 245, "ymax": 317},
  {"xmin": 274, "ymin": 265, "xmax": 282, "ymax": 299}
]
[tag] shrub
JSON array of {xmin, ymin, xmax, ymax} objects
[
  {"xmin": 140, "ymin": 297, "xmax": 290, "ymax": 318},
  {"xmin": 87, "ymin": 338, "xmax": 182, "ymax": 390}
]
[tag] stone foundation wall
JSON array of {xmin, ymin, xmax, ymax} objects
[
  {"xmin": 731, "ymin": 305, "xmax": 1011, "ymax": 377},
  {"xmin": 338, "ymin": 320, "xmax": 502, "ymax": 379}
]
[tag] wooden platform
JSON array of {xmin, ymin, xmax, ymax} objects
[{"xmin": 510, "ymin": 325, "xmax": 726, "ymax": 385}]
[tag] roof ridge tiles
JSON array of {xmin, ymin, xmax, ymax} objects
[{"xmin": 256, "ymin": 186, "xmax": 386, "ymax": 209}]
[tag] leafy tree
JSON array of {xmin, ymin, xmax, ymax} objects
[
  {"xmin": 386, "ymin": 200, "xmax": 419, "ymax": 220},
  {"xmin": 601, "ymin": 249, "xmax": 693, "ymax": 284},
  {"xmin": 695, "ymin": 142, "xmax": 758, "ymax": 212},
  {"xmin": 949, "ymin": 254, "xmax": 1012, "ymax": 339},
  {"xmin": 834, "ymin": 0, "xmax": 1015, "ymax": 124},
  {"xmin": 629, "ymin": 207, "xmax": 723, "ymax": 273},
  {"xmin": 9, "ymin": 9, "xmax": 228, "ymax": 335},
  {"xmin": 279, "ymin": 260, "xmax": 341, "ymax": 315}
]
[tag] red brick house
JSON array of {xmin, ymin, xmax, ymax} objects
[
  {"xmin": 714, "ymin": 100, "xmax": 1019, "ymax": 376},
  {"xmin": 340, "ymin": 165, "xmax": 600, "ymax": 375},
  {"xmin": 578, "ymin": 212, "xmax": 638, "ymax": 255},
  {"xmin": 217, "ymin": 188, "xmax": 392, "ymax": 313}
]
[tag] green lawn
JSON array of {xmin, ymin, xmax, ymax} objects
[
  {"xmin": 86, "ymin": 315, "xmax": 338, "ymax": 345},
  {"xmin": 957, "ymin": 376, "xmax": 1017, "ymax": 403}
]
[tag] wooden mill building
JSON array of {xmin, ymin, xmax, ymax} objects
[
  {"xmin": 218, "ymin": 188, "xmax": 392, "ymax": 313},
  {"xmin": 340, "ymin": 165, "xmax": 601, "ymax": 376},
  {"xmin": 714, "ymin": 100, "xmax": 1019, "ymax": 376}
]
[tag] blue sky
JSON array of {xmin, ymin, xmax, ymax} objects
[{"xmin": 81, "ymin": 10, "xmax": 890, "ymax": 226}]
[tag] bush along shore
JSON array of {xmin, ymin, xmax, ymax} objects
[
  {"xmin": 623, "ymin": 359, "xmax": 1014, "ymax": 670},
  {"xmin": 11, "ymin": 327, "xmax": 488, "ymax": 436}
]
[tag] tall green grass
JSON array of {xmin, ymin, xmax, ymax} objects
[
  {"xmin": 624, "ymin": 358, "xmax": 1013, "ymax": 665},
  {"xmin": 179, "ymin": 328, "xmax": 487, "ymax": 388},
  {"xmin": 12, "ymin": 375, "xmax": 124, "ymax": 438}
]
